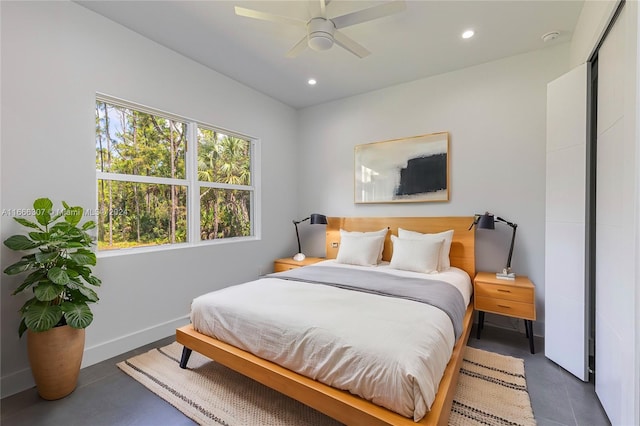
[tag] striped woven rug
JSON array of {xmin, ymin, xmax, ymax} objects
[{"xmin": 117, "ymin": 343, "xmax": 535, "ymax": 426}]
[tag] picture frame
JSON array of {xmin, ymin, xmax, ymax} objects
[{"xmin": 354, "ymin": 132, "xmax": 449, "ymax": 203}]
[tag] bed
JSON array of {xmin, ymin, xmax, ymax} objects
[{"xmin": 177, "ymin": 216, "xmax": 475, "ymax": 425}]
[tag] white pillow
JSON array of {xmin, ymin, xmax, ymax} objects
[
  {"xmin": 336, "ymin": 235, "xmax": 385, "ymax": 266},
  {"xmin": 340, "ymin": 228, "xmax": 388, "ymax": 262},
  {"xmin": 389, "ymin": 235, "xmax": 443, "ymax": 274},
  {"xmin": 398, "ymin": 228, "xmax": 454, "ymax": 271}
]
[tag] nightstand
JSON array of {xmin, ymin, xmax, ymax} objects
[
  {"xmin": 273, "ymin": 257, "xmax": 325, "ymax": 272},
  {"xmin": 474, "ymin": 272, "xmax": 537, "ymax": 353}
]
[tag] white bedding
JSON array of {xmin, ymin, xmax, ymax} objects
[{"xmin": 190, "ymin": 260, "xmax": 472, "ymax": 421}]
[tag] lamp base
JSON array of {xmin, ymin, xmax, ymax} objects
[
  {"xmin": 496, "ymin": 269, "xmax": 516, "ymax": 280},
  {"xmin": 293, "ymin": 253, "xmax": 306, "ymax": 261}
]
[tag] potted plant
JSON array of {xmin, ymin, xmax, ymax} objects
[{"xmin": 3, "ymin": 197, "xmax": 101, "ymax": 400}]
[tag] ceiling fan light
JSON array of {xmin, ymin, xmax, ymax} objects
[
  {"xmin": 308, "ymin": 34, "xmax": 334, "ymax": 51},
  {"xmin": 307, "ymin": 17, "xmax": 335, "ymax": 51}
]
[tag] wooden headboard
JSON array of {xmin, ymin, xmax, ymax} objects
[{"xmin": 326, "ymin": 216, "xmax": 476, "ymax": 278}]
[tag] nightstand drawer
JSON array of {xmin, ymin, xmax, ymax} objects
[
  {"xmin": 273, "ymin": 263, "xmax": 298, "ymax": 272},
  {"xmin": 475, "ymin": 283, "xmax": 533, "ymax": 303},
  {"xmin": 475, "ymin": 296, "xmax": 535, "ymax": 320},
  {"xmin": 273, "ymin": 257, "xmax": 325, "ymax": 272}
]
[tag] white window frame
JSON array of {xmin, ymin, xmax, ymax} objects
[{"xmin": 96, "ymin": 93, "xmax": 260, "ymax": 257}]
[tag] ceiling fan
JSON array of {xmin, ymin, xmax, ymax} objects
[{"xmin": 234, "ymin": 0, "xmax": 406, "ymax": 58}]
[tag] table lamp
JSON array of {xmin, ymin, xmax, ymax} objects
[
  {"xmin": 470, "ymin": 212, "xmax": 518, "ymax": 280},
  {"xmin": 293, "ymin": 213, "xmax": 327, "ymax": 261}
]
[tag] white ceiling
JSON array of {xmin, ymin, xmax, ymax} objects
[{"xmin": 77, "ymin": 0, "xmax": 584, "ymax": 109}]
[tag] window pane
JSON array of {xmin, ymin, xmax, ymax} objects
[
  {"xmin": 98, "ymin": 180, "xmax": 187, "ymax": 250},
  {"xmin": 96, "ymin": 101, "xmax": 186, "ymax": 179},
  {"xmin": 197, "ymin": 129, "xmax": 251, "ymax": 185},
  {"xmin": 200, "ymin": 188, "xmax": 251, "ymax": 240}
]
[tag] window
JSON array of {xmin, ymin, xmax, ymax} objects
[{"xmin": 95, "ymin": 96, "xmax": 257, "ymax": 251}]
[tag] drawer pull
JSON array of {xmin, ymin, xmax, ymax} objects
[
  {"xmin": 497, "ymin": 304, "xmax": 512, "ymax": 309},
  {"xmin": 497, "ymin": 289, "xmax": 511, "ymax": 293}
]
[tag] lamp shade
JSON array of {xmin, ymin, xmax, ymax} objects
[
  {"xmin": 477, "ymin": 213, "xmax": 495, "ymax": 229},
  {"xmin": 310, "ymin": 214, "xmax": 327, "ymax": 225}
]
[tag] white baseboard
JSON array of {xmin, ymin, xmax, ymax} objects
[
  {"xmin": 1, "ymin": 367, "xmax": 35, "ymax": 400},
  {"xmin": 0, "ymin": 315, "xmax": 190, "ymax": 399},
  {"xmin": 81, "ymin": 315, "xmax": 190, "ymax": 367}
]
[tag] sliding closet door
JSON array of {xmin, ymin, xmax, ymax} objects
[
  {"xmin": 544, "ymin": 64, "xmax": 588, "ymax": 381},
  {"xmin": 595, "ymin": 5, "xmax": 638, "ymax": 424}
]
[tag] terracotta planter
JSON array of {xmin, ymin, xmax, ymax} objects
[{"xmin": 27, "ymin": 325, "xmax": 85, "ymax": 400}]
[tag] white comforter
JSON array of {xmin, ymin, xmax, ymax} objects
[{"xmin": 190, "ymin": 260, "xmax": 472, "ymax": 421}]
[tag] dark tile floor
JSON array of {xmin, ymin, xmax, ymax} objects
[{"xmin": 1, "ymin": 324, "xmax": 611, "ymax": 426}]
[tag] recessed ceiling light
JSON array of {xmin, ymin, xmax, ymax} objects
[
  {"xmin": 462, "ymin": 30, "xmax": 475, "ymax": 39},
  {"xmin": 308, "ymin": 78, "xmax": 317, "ymax": 86}
]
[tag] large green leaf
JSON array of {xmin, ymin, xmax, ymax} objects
[
  {"xmin": 47, "ymin": 267, "xmax": 70, "ymax": 285},
  {"xmin": 65, "ymin": 288, "xmax": 90, "ymax": 303},
  {"xmin": 34, "ymin": 282, "xmax": 64, "ymax": 302},
  {"xmin": 12, "ymin": 270, "xmax": 46, "ymax": 295},
  {"xmin": 76, "ymin": 265, "xmax": 91, "ymax": 275},
  {"xmin": 3, "ymin": 259, "xmax": 34, "ymax": 275},
  {"xmin": 24, "ymin": 303, "xmax": 63, "ymax": 332},
  {"xmin": 35, "ymin": 251, "xmax": 58, "ymax": 264},
  {"xmin": 18, "ymin": 319, "xmax": 28, "ymax": 338},
  {"xmin": 64, "ymin": 205, "xmax": 83, "ymax": 226},
  {"xmin": 66, "ymin": 269, "xmax": 80, "ymax": 278},
  {"xmin": 65, "ymin": 279, "xmax": 81, "ymax": 289},
  {"xmin": 4, "ymin": 235, "xmax": 39, "ymax": 251},
  {"xmin": 13, "ymin": 217, "xmax": 42, "ymax": 230},
  {"xmin": 18, "ymin": 298, "xmax": 37, "ymax": 314},
  {"xmin": 59, "ymin": 242, "xmax": 85, "ymax": 249},
  {"xmin": 65, "ymin": 228, "xmax": 84, "ymax": 239},
  {"xmin": 50, "ymin": 222, "xmax": 72, "ymax": 234},
  {"xmin": 74, "ymin": 265, "xmax": 101, "ymax": 286},
  {"xmin": 82, "ymin": 221, "xmax": 96, "ymax": 230},
  {"xmin": 86, "ymin": 275, "xmax": 102, "ymax": 286},
  {"xmin": 75, "ymin": 285, "xmax": 99, "ymax": 302},
  {"xmin": 33, "ymin": 198, "xmax": 53, "ymax": 226},
  {"xmin": 61, "ymin": 302, "xmax": 93, "ymax": 329},
  {"xmin": 28, "ymin": 231, "xmax": 50, "ymax": 242},
  {"xmin": 69, "ymin": 250, "xmax": 96, "ymax": 266}
]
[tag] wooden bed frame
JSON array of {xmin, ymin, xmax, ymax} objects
[{"xmin": 177, "ymin": 216, "xmax": 475, "ymax": 425}]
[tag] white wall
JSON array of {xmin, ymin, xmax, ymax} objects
[
  {"xmin": 0, "ymin": 1, "xmax": 299, "ymax": 397},
  {"xmin": 297, "ymin": 43, "xmax": 572, "ymax": 336}
]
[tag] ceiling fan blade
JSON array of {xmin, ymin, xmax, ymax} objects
[
  {"xmin": 234, "ymin": 6, "xmax": 306, "ymax": 28},
  {"xmin": 333, "ymin": 30, "xmax": 370, "ymax": 58},
  {"xmin": 331, "ymin": 0, "xmax": 406, "ymax": 29},
  {"xmin": 285, "ymin": 36, "xmax": 309, "ymax": 58}
]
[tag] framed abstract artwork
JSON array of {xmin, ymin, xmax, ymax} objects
[{"xmin": 354, "ymin": 132, "xmax": 449, "ymax": 203}]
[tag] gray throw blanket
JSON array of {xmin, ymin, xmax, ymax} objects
[{"xmin": 267, "ymin": 265, "xmax": 466, "ymax": 339}]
